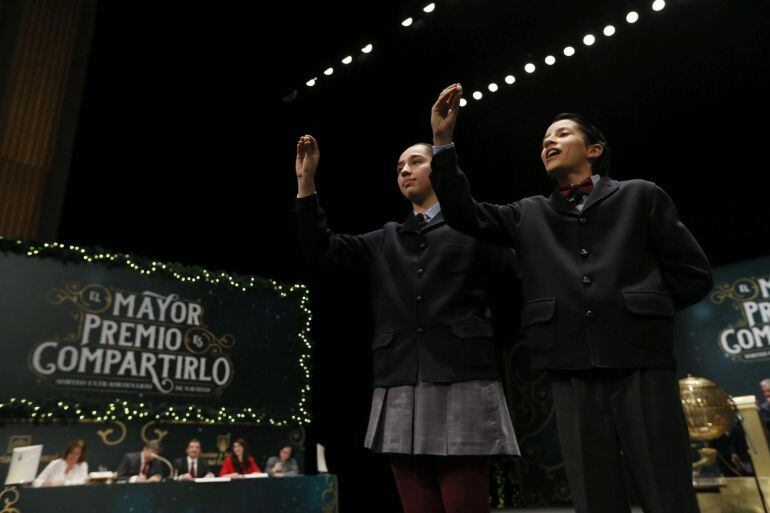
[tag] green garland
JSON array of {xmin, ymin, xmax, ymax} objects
[
  {"xmin": 0, "ymin": 235, "xmax": 313, "ymax": 426},
  {"xmin": 493, "ymin": 461, "xmax": 505, "ymax": 508}
]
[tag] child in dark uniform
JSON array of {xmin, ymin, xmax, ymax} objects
[
  {"xmin": 428, "ymin": 83, "xmax": 712, "ymax": 513},
  {"xmin": 293, "ymin": 135, "xmax": 520, "ymax": 513}
]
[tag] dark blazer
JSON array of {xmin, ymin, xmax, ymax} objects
[
  {"xmin": 173, "ymin": 456, "xmax": 211, "ymax": 478},
  {"xmin": 429, "ymin": 146, "xmax": 713, "ymax": 370},
  {"xmin": 294, "ymin": 193, "xmax": 518, "ymax": 387},
  {"xmin": 116, "ymin": 451, "xmax": 165, "ymax": 480},
  {"xmin": 759, "ymin": 401, "xmax": 770, "ymax": 430}
]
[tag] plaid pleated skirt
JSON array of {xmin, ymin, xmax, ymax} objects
[{"xmin": 364, "ymin": 379, "xmax": 520, "ymax": 456}]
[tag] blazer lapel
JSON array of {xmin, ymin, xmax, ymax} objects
[
  {"xmin": 397, "ymin": 212, "xmax": 420, "ymax": 234},
  {"xmin": 398, "ymin": 211, "xmax": 446, "ymax": 233},
  {"xmin": 581, "ymin": 177, "xmax": 619, "ymax": 213},
  {"xmin": 422, "ymin": 211, "xmax": 446, "ymax": 232},
  {"xmin": 549, "ymin": 189, "xmax": 580, "ymax": 216},
  {"xmin": 548, "ymin": 176, "xmax": 619, "ymax": 216}
]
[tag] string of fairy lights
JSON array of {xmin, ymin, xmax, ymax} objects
[
  {"xmin": 285, "ymin": 2, "xmax": 439, "ymax": 100},
  {"xmin": 291, "ymin": 0, "xmax": 671, "ymax": 103},
  {"xmin": 0, "ymin": 235, "xmax": 314, "ymax": 426},
  {"xmin": 461, "ymin": 0, "xmax": 668, "ymax": 107}
]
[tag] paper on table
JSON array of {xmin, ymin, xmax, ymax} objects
[
  {"xmin": 242, "ymin": 473, "xmax": 269, "ymax": 479},
  {"xmin": 317, "ymin": 443, "xmax": 328, "ymax": 474},
  {"xmin": 194, "ymin": 476, "xmax": 231, "ymax": 483},
  {"xmin": 88, "ymin": 472, "xmax": 116, "ymax": 479}
]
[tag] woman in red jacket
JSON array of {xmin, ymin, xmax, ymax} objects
[{"xmin": 219, "ymin": 439, "xmax": 261, "ymax": 477}]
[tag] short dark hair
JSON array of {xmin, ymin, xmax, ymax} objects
[
  {"xmin": 277, "ymin": 444, "xmax": 293, "ymax": 455},
  {"xmin": 63, "ymin": 440, "xmax": 87, "ymax": 463},
  {"xmin": 187, "ymin": 438, "xmax": 201, "ymax": 447},
  {"xmin": 550, "ymin": 113, "xmax": 611, "ymax": 176}
]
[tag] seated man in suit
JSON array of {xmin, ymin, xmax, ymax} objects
[
  {"xmin": 116, "ymin": 440, "xmax": 166, "ymax": 482},
  {"xmin": 174, "ymin": 438, "xmax": 213, "ymax": 480}
]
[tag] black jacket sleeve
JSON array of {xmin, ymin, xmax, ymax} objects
[
  {"xmin": 116, "ymin": 453, "xmax": 135, "ymax": 480},
  {"xmin": 429, "ymin": 146, "xmax": 522, "ymax": 248},
  {"xmin": 648, "ymin": 183, "xmax": 713, "ymax": 309},
  {"xmin": 293, "ymin": 193, "xmax": 385, "ymax": 268}
]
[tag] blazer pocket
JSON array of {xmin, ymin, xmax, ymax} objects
[
  {"xmin": 521, "ymin": 298, "xmax": 557, "ymax": 354},
  {"xmin": 450, "ymin": 319, "xmax": 494, "ymax": 339},
  {"xmin": 371, "ymin": 330, "xmax": 396, "ymax": 349},
  {"xmin": 522, "ymin": 298, "xmax": 557, "ymax": 327},
  {"xmin": 622, "ymin": 290, "xmax": 675, "ymax": 317}
]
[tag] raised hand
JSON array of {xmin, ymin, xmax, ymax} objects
[
  {"xmin": 296, "ymin": 134, "xmax": 320, "ymax": 197},
  {"xmin": 431, "ymin": 84, "xmax": 463, "ymax": 146}
]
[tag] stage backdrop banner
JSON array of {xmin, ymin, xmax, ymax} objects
[
  {"xmin": 0, "ymin": 238, "xmax": 312, "ymax": 426},
  {"xmin": 675, "ymin": 255, "xmax": 770, "ymax": 395}
]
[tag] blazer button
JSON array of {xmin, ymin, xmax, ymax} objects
[
  {"xmin": 585, "ymin": 310, "xmax": 595, "ymax": 319},
  {"xmin": 417, "ymin": 268, "xmax": 424, "ymax": 275},
  {"xmin": 579, "ymin": 248, "xmax": 590, "ymax": 258},
  {"xmin": 419, "ymin": 242, "xmax": 427, "ymax": 249},
  {"xmin": 582, "ymin": 276, "xmax": 592, "ymax": 287},
  {"xmin": 578, "ymin": 217, "xmax": 588, "ymax": 225},
  {"xmin": 417, "ymin": 328, "xmax": 425, "ymax": 335},
  {"xmin": 416, "ymin": 296, "xmax": 423, "ymax": 302}
]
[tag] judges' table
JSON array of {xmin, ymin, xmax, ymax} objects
[{"xmin": 0, "ymin": 475, "xmax": 338, "ymax": 513}]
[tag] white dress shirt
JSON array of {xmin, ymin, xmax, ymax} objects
[{"xmin": 33, "ymin": 459, "xmax": 88, "ymax": 487}]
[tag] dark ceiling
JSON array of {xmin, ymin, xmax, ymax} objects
[{"xmin": 62, "ymin": 0, "xmax": 770, "ymax": 274}]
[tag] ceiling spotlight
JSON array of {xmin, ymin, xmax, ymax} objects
[
  {"xmin": 563, "ymin": 46, "xmax": 575, "ymax": 57},
  {"xmin": 423, "ymin": 3, "xmax": 436, "ymax": 13},
  {"xmin": 361, "ymin": 44, "xmax": 373, "ymax": 54},
  {"xmin": 472, "ymin": 91, "xmax": 483, "ymax": 100},
  {"xmin": 544, "ymin": 55, "xmax": 556, "ymax": 65},
  {"xmin": 306, "ymin": 78, "xmax": 316, "ymax": 87},
  {"xmin": 402, "ymin": 17, "xmax": 413, "ymax": 27},
  {"xmin": 626, "ymin": 11, "xmax": 639, "ymax": 23},
  {"xmin": 652, "ymin": 0, "xmax": 665, "ymax": 12},
  {"xmin": 460, "ymin": 98, "xmax": 468, "ymax": 107},
  {"xmin": 504, "ymin": 75, "xmax": 516, "ymax": 84},
  {"xmin": 324, "ymin": 67, "xmax": 334, "ymax": 76},
  {"xmin": 603, "ymin": 25, "xmax": 616, "ymax": 36},
  {"xmin": 341, "ymin": 55, "xmax": 353, "ymax": 64},
  {"xmin": 488, "ymin": 83, "xmax": 499, "ymax": 92},
  {"xmin": 583, "ymin": 34, "xmax": 596, "ymax": 46},
  {"xmin": 524, "ymin": 63, "xmax": 536, "ymax": 73}
]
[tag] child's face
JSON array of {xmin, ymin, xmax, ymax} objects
[
  {"xmin": 541, "ymin": 119, "xmax": 600, "ymax": 176},
  {"xmin": 397, "ymin": 145, "xmax": 434, "ymax": 203}
]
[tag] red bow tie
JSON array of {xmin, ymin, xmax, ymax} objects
[{"xmin": 559, "ymin": 177, "xmax": 594, "ymax": 202}]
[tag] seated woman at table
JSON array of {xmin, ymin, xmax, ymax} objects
[
  {"xmin": 266, "ymin": 444, "xmax": 299, "ymax": 477},
  {"xmin": 33, "ymin": 440, "xmax": 89, "ymax": 487},
  {"xmin": 219, "ymin": 439, "xmax": 261, "ymax": 477}
]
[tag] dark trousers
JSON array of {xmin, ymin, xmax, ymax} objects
[
  {"xmin": 389, "ymin": 455, "xmax": 491, "ymax": 513},
  {"xmin": 550, "ymin": 368, "xmax": 700, "ymax": 513}
]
